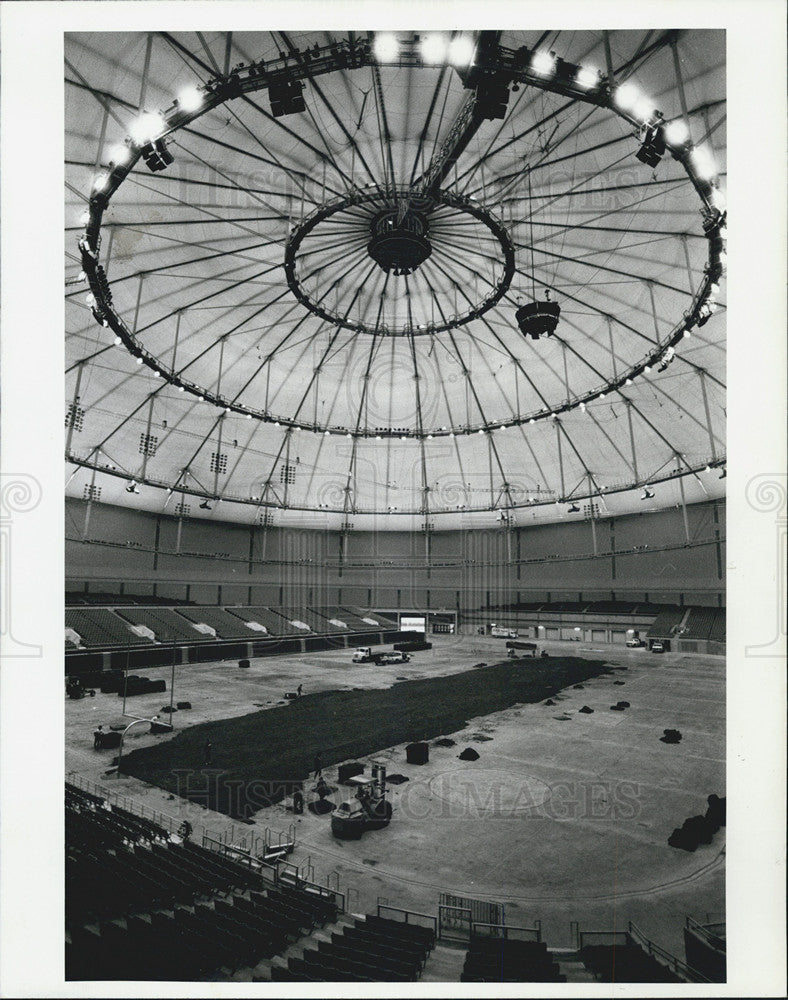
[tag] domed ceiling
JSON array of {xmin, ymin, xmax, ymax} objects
[{"xmin": 65, "ymin": 29, "xmax": 726, "ymax": 529}]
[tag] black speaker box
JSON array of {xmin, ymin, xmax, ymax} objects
[{"xmin": 338, "ymin": 762, "xmax": 364, "ymax": 784}]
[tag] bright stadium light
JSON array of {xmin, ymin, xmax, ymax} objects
[
  {"xmin": 633, "ymin": 97, "xmax": 656, "ymax": 122},
  {"xmin": 663, "ymin": 118, "xmax": 690, "ymax": 146},
  {"xmin": 448, "ymin": 35, "xmax": 475, "ymax": 67},
  {"xmin": 108, "ymin": 143, "xmax": 131, "ymax": 166},
  {"xmin": 690, "ymin": 144, "xmax": 717, "ymax": 180},
  {"xmin": 613, "ymin": 81, "xmax": 640, "ymax": 112},
  {"xmin": 177, "ymin": 85, "xmax": 204, "ymax": 113},
  {"xmin": 373, "ymin": 32, "xmax": 399, "ymax": 62},
  {"xmin": 420, "ymin": 33, "xmax": 449, "ymax": 64},
  {"xmin": 575, "ymin": 65, "xmax": 600, "ymax": 89},
  {"xmin": 531, "ymin": 50, "xmax": 556, "ymax": 77},
  {"xmin": 129, "ymin": 111, "xmax": 166, "ymax": 145},
  {"xmin": 92, "ymin": 172, "xmax": 110, "ymax": 192},
  {"xmin": 709, "ymin": 188, "xmax": 726, "ymax": 212}
]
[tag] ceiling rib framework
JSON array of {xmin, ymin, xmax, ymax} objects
[{"xmin": 65, "ymin": 29, "xmax": 726, "ymax": 529}]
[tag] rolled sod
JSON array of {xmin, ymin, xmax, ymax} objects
[{"xmin": 120, "ymin": 656, "xmax": 608, "ymax": 819}]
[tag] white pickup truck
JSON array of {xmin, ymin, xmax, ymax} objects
[{"xmin": 352, "ymin": 647, "xmax": 410, "ymax": 664}]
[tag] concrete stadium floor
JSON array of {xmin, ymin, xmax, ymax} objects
[{"xmin": 65, "ymin": 635, "xmax": 725, "ymax": 958}]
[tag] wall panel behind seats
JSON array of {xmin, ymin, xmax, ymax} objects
[
  {"xmin": 65, "ymin": 538, "xmax": 154, "ymax": 577},
  {"xmin": 189, "ymin": 583, "xmax": 219, "ymax": 604},
  {"xmin": 66, "ymin": 498, "xmax": 156, "ymax": 548},
  {"xmin": 219, "ymin": 585, "xmax": 248, "ymax": 605},
  {"xmin": 181, "ymin": 519, "xmax": 247, "ymax": 558},
  {"xmin": 519, "ymin": 557, "xmax": 611, "ymax": 587},
  {"xmin": 517, "ymin": 520, "xmax": 594, "ymax": 558},
  {"xmin": 614, "ymin": 545, "xmax": 718, "ymax": 589}
]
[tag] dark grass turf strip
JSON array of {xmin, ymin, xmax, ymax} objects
[{"xmin": 121, "ymin": 656, "xmax": 609, "ymax": 818}]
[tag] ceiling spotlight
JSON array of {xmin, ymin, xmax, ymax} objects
[
  {"xmin": 108, "ymin": 143, "xmax": 131, "ymax": 166},
  {"xmin": 177, "ymin": 85, "xmax": 204, "ymax": 113},
  {"xmin": 420, "ymin": 33, "xmax": 449, "ymax": 64},
  {"xmin": 135, "ymin": 357, "xmax": 143, "ymax": 365},
  {"xmin": 113, "ymin": 336, "xmax": 122, "ymax": 346},
  {"xmin": 199, "ymin": 500, "xmax": 212, "ymax": 510},
  {"xmin": 92, "ymin": 173, "xmax": 110, "ymax": 192},
  {"xmin": 641, "ymin": 488, "xmax": 655, "ymax": 500},
  {"xmin": 709, "ymin": 189, "xmax": 726, "ymax": 212},
  {"xmin": 448, "ymin": 35, "xmax": 475, "ymax": 67},
  {"xmin": 531, "ymin": 50, "xmax": 556, "ymax": 77},
  {"xmin": 567, "ymin": 503, "xmax": 580, "ymax": 513},
  {"xmin": 613, "ymin": 82, "xmax": 641, "ymax": 112},
  {"xmin": 125, "ymin": 482, "xmax": 140, "ymax": 494},
  {"xmin": 373, "ymin": 32, "xmax": 400, "ymax": 62},
  {"xmin": 633, "ymin": 98, "xmax": 656, "ymax": 123},
  {"xmin": 575, "ymin": 65, "xmax": 600, "ymax": 89},
  {"xmin": 690, "ymin": 144, "xmax": 717, "ymax": 181},
  {"xmin": 663, "ymin": 118, "xmax": 690, "ymax": 147},
  {"xmin": 129, "ymin": 111, "xmax": 166, "ymax": 145},
  {"xmin": 625, "ymin": 377, "xmax": 633, "ymax": 385}
]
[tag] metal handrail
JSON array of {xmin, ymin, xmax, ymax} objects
[
  {"xmin": 685, "ymin": 914, "xmax": 726, "ymax": 947},
  {"xmin": 628, "ymin": 920, "xmax": 713, "ymax": 984},
  {"xmin": 377, "ymin": 903, "xmax": 437, "ymax": 931},
  {"xmin": 471, "ymin": 920, "xmax": 541, "ymax": 942}
]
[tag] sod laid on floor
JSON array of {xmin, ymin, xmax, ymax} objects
[{"xmin": 121, "ymin": 656, "xmax": 608, "ymax": 818}]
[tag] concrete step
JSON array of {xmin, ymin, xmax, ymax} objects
[
  {"xmin": 420, "ymin": 941, "xmax": 468, "ymax": 982},
  {"xmin": 558, "ymin": 958, "xmax": 597, "ymax": 982}
]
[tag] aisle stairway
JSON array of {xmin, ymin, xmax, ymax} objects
[{"xmin": 419, "ymin": 941, "xmax": 468, "ymax": 981}]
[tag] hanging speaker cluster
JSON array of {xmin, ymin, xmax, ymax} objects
[
  {"xmin": 367, "ymin": 208, "xmax": 432, "ymax": 276},
  {"xmin": 515, "ymin": 298, "xmax": 561, "ymax": 339},
  {"xmin": 141, "ymin": 138, "xmax": 174, "ymax": 173},
  {"xmin": 269, "ymin": 76, "xmax": 306, "ymax": 117}
]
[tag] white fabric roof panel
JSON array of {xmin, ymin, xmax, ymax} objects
[{"xmin": 66, "ymin": 29, "xmax": 726, "ymax": 529}]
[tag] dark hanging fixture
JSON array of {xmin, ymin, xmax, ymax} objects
[
  {"xmin": 515, "ymin": 167, "xmax": 561, "ymax": 339},
  {"xmin": 367, "ymin": 207, "xmax": 432, "ymax": 276}
]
